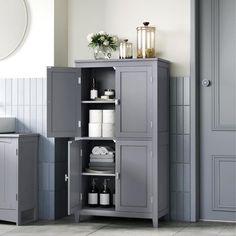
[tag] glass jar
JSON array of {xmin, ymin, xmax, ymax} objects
[
  {"xmin": 137, "ymin": 22, "xmax": 156, "ymax": 58},
  {"xmin": 119, "ymin": 39, "xmax": 133, "ymax": 59}
]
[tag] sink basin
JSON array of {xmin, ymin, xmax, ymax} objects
[{"xmin": 0, "ymin": 118, "xmax": 15, "ymax": 133}]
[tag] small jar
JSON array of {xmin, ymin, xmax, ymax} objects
[
  {"xmin": 104, "ymin": 89, "xmax": 115, "ymax": 98},
  {"xmin": 137, "ymin": 22, "xmax": 156, "ymax": 58},
  {"xmin": 119, "ymin": 39, "xmax": 133, "ymax": 59}
]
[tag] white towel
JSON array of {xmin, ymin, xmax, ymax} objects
[
  {"xmin": 91, "ymin": 146, "xmax": 114, "ymax": 155},
  {"xmin": 92, "ymin": 146, "xmax": 101, "ymax": 155},
  {"xmin": 100, "ymin": 146, "xmax": 114, "ymax": 155}
]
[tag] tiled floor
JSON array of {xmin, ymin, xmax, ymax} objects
[{"xmin": 0, "ymin": 217, "xmax": 235, "ymax": 236}]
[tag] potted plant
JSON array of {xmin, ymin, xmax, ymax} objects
[{"xmin": 87, "ymin": 31, "xmax": 119, "ymax": 59}]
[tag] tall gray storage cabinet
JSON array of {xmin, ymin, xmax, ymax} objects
[
  {"xmin": 0, "ymin": 134, "xmax": 38, "ymax": 225},
  {"xmin": 47, "ymin": 59, "xmax": 169, "ymax": 227}
]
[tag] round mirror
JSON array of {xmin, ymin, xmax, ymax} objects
[{"xmin": 0, "ymin": 0, "xmax": 28, "ymax": 60}]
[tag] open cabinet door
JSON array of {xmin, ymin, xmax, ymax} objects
[
  {"xmin": 68, "ymin": 140, "xmax": 81, "ymax": 216},
  {"xmin": 47, "ymin": 67, "xmax": 81, "ymax": 137}
]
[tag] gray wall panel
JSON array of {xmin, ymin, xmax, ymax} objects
[
  {"xmin": 170, "ymin": 77, "xmax": 191, "ymax": 221},
  {"xmin": 0, "ymin": 78, "xmax": 55, "ymax": 220}
]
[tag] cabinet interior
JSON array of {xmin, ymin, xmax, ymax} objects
[
  {"xmin": 80, "ymin": 67, "xmax": 116, "ymax": 137},
  {"xmin": 81, "ymin": 67, "xmax": 115, "ymax": 100},
  {"xmin": 77, "ymin": 140, "xmax": 116, "ymax": 209}
]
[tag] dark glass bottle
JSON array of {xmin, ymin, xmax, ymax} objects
[
  {"xmin": 88, "ymin": 178, "xmax": 99, "ymax": 207},
  {"xmin": 99, "ymin": 179, "xmax": 111, "ymax": 207}
]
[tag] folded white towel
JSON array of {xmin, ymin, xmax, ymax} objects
[{"xmin": 90, "ymin": 153, "xmax": 114, "ymax": 159}]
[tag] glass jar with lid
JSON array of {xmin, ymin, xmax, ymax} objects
[
  {"xmin": 137, "ymin": 22, "xmax": 156, "ymax": 58},
  {"xmin": 119, "ymin": 39, "xmax": 133, "ymax": 59}
]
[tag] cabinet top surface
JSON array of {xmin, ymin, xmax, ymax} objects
[
  {"xmin": 75, "ymin": 58, "xmax": 170, "ymax": 64},
  {"xmin": 0, "ymin": 133, "xmax": 39, "ymax": 138}
]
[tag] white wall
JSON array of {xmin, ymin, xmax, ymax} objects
[
  {"xmin": 68, "ymin": 0, "xmax": 190, "ymax": 76},
  {"xmin": 55, "ymin": 0, "xmax": 68, "ymax": 66},
  {"xmin": 68, "ymin": 0, "xmax": 105, "ymax": 67},
  {"xmin": 0, "ymin": 0, "xmax": 54, "ymax": 78}
]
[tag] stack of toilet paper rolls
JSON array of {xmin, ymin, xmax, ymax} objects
[{"xmin": 89, "ymin": 110, "xmax": 115, "ymax": 137}]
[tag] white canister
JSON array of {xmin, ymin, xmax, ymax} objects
[
  {"xmin": 89, "ymin": 110, "xmax": 103, "ymax": 123},
  {"xmin": 89, "ymin": 123, "xmax": 102, "ymax": 137},
  {"xmin": 102, "ymin": 123, "xmax": 115, "ymax": 137},
  {"xmin": 103, "ymin": 110, "xmax": 115, "ymax": 124},
  {"xmin": 90, "ymin": 89, "xmax": 98, "ymax": 100}
]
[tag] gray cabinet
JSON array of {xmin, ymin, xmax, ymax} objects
[
  {"xmin": 0, "ymin": 134, "xmax": 38, "ymax": 225},
  {"xmin": 47, "ymin": 59, "xmax": 170, "ymax": 227},
  {"xmin": 116, "ymin": 141, "xmax": 152, "ymax": 213}
]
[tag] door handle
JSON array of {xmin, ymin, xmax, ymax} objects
[
  {"xmin": 116, "ymin": 172, "xmax": 120, "ymax": 180},
  {"xmin": 115, "ymin": 99, "xmax": 120, "ymax": 105},
  {"xmin": 202, "ymin": 79, "xmax": 211, "ymax": 87},
  {"xmin": 65, "ymin": 174, "xmax": 69, "ymax": 182}
]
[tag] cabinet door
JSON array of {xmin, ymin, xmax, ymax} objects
[
  {"xmin": 116, "ymin": 67, "xmax": 153, "ymax": 138},
  {"xmin": 116, "ymin": 141, "xmax": 152, "ymax": 213},
  {"xmin": 0, "ymin": 139, "xmax": 18, "ymax": 210},
  {"xmin": 47, "ymin": 67, "xmax": 81, "ymax": 137},
  {"xmin": 68, "ymin": 140, "xmax": 81, "ymax": 215}
]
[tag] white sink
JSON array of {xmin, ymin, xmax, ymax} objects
[{"xmin": 0, "ymin": 118, "xmax": 15, "ymax": 133}]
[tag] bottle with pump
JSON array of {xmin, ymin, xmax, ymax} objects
[
  {"xmin": 90, "ymin": 78, "xmax": 98, "ymax": 100},
  {"xmin": 99, "ymin": 179, "xmax": 111, "ymax": 207},
  {"xmin": 88, "ymin": 178, "xmax": 99, "ymax": 207}
]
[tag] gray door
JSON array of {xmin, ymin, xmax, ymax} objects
[
  {"xmin": 0, "ymin": 139, "xmax": 18, "ymax": 210},
  {"xmin": 116, "ymin": 140, "xmax": 152, "ymax": 213},
  {"xmin": 115, "ymin": 67, "xmax": 152, "ymax": 138},
  {"xmin": 68, "ymin": 140, "xmax": 81, "ymax": 215},
  {"xmin": 200, "ymin": 0, "xmax": 236, "ymax": 221},
  {"xmin": 47, "ymin": 67, "xmax": 81, "ymax": 138}
]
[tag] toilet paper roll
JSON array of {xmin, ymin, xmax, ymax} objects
[
  {"xmin": 102, "ymin": 123, "xmax": 115, "ymax": 137},
  {"xmin": 103, "ymin": 110, "xmax": 115, "ymax": 124},
  {"xmin": 89, "ymin": 110, "xmax": 103, "ymax": 123},
  {"xmin": 89, "ymin": 123, "xmax": 102, "ymax": 137}
]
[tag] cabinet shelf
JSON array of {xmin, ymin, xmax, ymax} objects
[
  {"xmin": 82, "ymin": 172, "xmax": 115, "ymax": 177},
  {"xmin": 80, "ymin": 207, "xmax": 115, "ymax": 216},
  {"xmin": 82, "ymin": 100, "xmax": 115, "ymax": 104},
  {"xmin": 75, "ymin": 137, "xmax": 116, "ymax": 141}
]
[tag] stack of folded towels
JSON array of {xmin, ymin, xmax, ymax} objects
[{"xmin": 88, "ymin": 146, "xmax": 115, "ymax": 173}]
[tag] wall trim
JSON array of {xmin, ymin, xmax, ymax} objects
[{"xmin": 190, "ymin": 0, "xmax": 200, "ymax": 222}]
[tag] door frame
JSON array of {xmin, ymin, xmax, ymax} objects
[{"xmin": 190, "ymin": 0, "xmax": 200, "ymax": 222}]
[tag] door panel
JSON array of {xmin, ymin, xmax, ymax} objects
[
  {"xmin": 47, "ymin": 67, "xmax": 81, "ymax": 137},
  {"xmin": 200, "ymin": 0, "xmax": 236, "ymax": 221},
  {"xmin": 68, "ymin": 141, "xmax": 81, "ymax": 215},
  {"xmin": 0, "ymin": 139, "xmax": 17, "ymax": 210},
  {"xmin": 116, "ymin": 141, "xmax": 152, "ymax": 213},
  {"xmin": 115, "ymin": 67, "xmax": 152, "ymax": 138}
]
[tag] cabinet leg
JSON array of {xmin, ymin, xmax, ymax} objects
[
  {"xmin": 74, "ymin": 212, "xmax": 80, "ymax": 223},
  {"xmin": 152, "ymin": 218, "xmax": 158, "ymax": 228}
]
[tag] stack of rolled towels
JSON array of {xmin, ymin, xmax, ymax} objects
[
  {"xmin": 89, "ymin": 110, "xmax": 115, "ymax": 137},
  {"xmin": 88, "ymin": 146, "xmax": 115, "ymax": 173}
]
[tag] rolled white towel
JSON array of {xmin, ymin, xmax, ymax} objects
[
  {"xmin": 92, "ymin": 146, "xmax": 101, "ymax": 155},
  {"xmin": 100, "ymin": 146, "xmax": 114, "ymax": 155}
]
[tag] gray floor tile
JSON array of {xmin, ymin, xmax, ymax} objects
[{"xmin": 0, "ymin": 217, "xmax": 235, "ymax": 236}]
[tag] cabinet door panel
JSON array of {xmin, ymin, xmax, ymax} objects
[
  {"xmin": 0, "ymin": 139, "xmax": 17, "ymax": 210},
  {"xmin": 116, "ymin": 141, "xmax": 152, "ymax": 213},
  {"xmin": 116, "ymin": 67, "xmax": 152, "ymax": 138},
  {"xmin": 47, "ymin": 67, "xmax": 81, "ymax": 137},
  {"xmin": 68, "ymin": 141, "xmax": 81, "ymax": 215}
]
